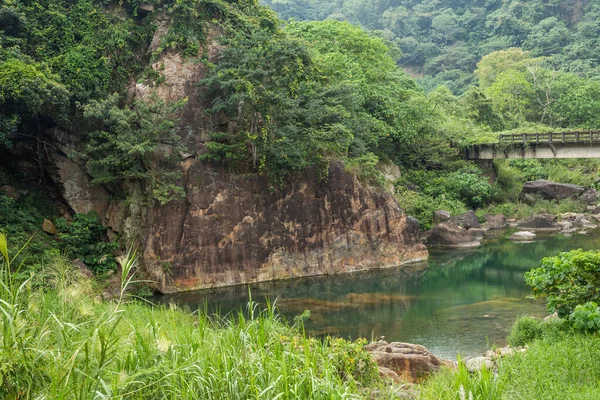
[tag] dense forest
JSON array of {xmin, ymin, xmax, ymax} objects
[{"xmin": 261, "ymin": 0, "xmax": 600, "ymax": 93}]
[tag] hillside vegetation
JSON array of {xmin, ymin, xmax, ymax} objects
[{"xmin": 261, "ymin": 0, "xmax": 600, "ymax": 93}]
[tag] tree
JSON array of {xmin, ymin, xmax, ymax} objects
[
  {"xmin": 474, "ymin": 48, "xmax": 536, "ymax": 89},
  {"xmin": 485, "ymin": 68, "xmax": 534, "ymax": 125},
  {"xmin": 83, "ymin": 94, "xmax": 187, "ymax": 204}
]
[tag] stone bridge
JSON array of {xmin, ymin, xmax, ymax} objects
[{"xmin": 465, "ymin": 131, "xmax": 600, "ymax": 159}]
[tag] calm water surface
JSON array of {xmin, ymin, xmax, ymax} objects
[{"xmin": 162, "ymin": 232, "xmax": 600, "ymax": 359}]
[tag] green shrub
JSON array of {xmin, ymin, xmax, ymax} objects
[
  {"xmin": 525, "ymin": 249, "xmax": 600, "ymax": 317},
  {"xmin": 508, "ymin": 159, "xmax": 548, "ymax": 181},
  {"xmin": 395, "ymin": 187, "xmax": 467, "ymax": 230},
  {"xmin": 55, "ymin": 212, "xmax": 118, "ymax": 274},
  {"xmin": 570, "ymin": 302, "xmax": 600, "ymax": 333},
  {"xmin": 508, "ymin": 316, "xmax": 544, "ymax": 347}
]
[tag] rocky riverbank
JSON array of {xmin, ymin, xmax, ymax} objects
[{"xmin": 425, "ymin": 179, "xmax": 600, "ymax": 248}]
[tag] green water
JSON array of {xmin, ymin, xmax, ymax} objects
[{"xmin": 162, "ymin": 231, "xmax": 600, "ymax": 359}]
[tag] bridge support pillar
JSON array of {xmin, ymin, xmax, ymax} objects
[{"xmin": 473, "ymin": 159, "xmax": 497, "ymax": 184}]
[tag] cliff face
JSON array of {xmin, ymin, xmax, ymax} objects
[
  {"xmin": 4, "ymin": 14, "xmax": 428, "ymax": 293},
  {"xmin": 134, "ymin": 162, "xmax": 427, "ymax": 292}
]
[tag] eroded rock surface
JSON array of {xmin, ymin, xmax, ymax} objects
[
  {"xmin": 365, "ymin": 340, "xmax": 443, "ymax": 382},
  {"xmin": 140, "ymin": 163, "xmax": 428, "ymax": 292}
]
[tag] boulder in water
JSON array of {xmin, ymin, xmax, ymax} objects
[
  {"xmin": 518, "ymin": 213, "xmax": 561, "ymax": 232},
  {"xmin": 510, "ymin": 231, "xmax": 536, "ymax": 241},
  {"xmin": 425, "ymin": 222, "xmax": 481, "ymax": 248}
]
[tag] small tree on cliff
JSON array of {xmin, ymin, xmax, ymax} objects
[{"xmin": 83, "ymin": 93, "xmax": 187, "ymax": 204}]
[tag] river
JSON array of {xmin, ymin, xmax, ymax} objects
[{"xmin": 160, "ymin": 231, "xmax": 600, "ymax": 359}]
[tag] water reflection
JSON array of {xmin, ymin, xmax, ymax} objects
[{"xmin": 161, "ymin": 232, "xmax": 600, "ymax": 359}]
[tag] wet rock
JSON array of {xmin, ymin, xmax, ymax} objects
[
  {"xmin": 518, "ymin": 213, "xmax": 560, "ymax": 232},
  {"xmin": 483, "ymin": 214, "xmax": 506, "ymax": 230},
  {"xmin": 433, "ymin": 210, "xmax": 451, "ymax": 225},
  {"xmin": 522, "ymin": 180, "xmax": 585, "ymax": 200},
  {"xmin": 425, "ymin": 222, "xmax": 481, "ymax": 248},
  {"xmin": 450, "ymin": 210, "xmax": 481, "ymax": 230},
  {"xmin": 466, "ymin": 357, "xmax": 494, "ymax": 372},
  {"xmin": 507, "ymin": 218, "xmax": 519, "ymax": 227},
  {"xmin": 365, "ymin": 340, "xmax": 443, "ymax": 382},
  {"xmin": 510, "ymin": 231, "xmax": 536, "ymax": 241},
  {"xmin": 42, "ymin": 218, "xmax": 58, "ymax": 235}
]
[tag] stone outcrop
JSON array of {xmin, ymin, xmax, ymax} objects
[
  {"xmin": 433, "ymin": 210, "xmax": 451, "ymax": 225},
  {"xmin": 120, "ymin": 163, "xmax": 428, "ymax": 292},
  {"xmin": 450, "ymin": 210, "xmax": 481, "ymax": 230},
  {"xmin": 365, "ymin": 340, "xmax": 443, "ymax": 382},
  {"xmin": 483, "ymin": 214, "xmax": 506, "ymax": 230},
  {"xmin": 521, "ymin": 179, "xmax": 597, "ymax": 204},
  {"xmin": 425, "ymin": 222, "xmax": 480, "ymax": 248},
  {"xmin": 580, "ymin": 189, "xmax": 598, "ymax": 205},
  {"xmin": 518, "ymin": 213, "xmax": 561, "ymax": 232},
  {"xmin": 510, "ymin": 231, "xmax": 536, "ymax": 241}
]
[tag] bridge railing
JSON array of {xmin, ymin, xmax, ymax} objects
[{"xmin": 498, "ymin": 131, "xmax": 600, "ymax": 144}]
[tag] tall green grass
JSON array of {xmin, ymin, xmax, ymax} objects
[
  {"xmin": 420, "ymin": 326, "xmax": 600, "ymax": 400},
  {"xmin": 0, "ymin": 233, "xmax": 379, "ymax": 399}
]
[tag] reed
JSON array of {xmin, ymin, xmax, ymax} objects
[{"xmin": 0, "ymin": 233, "xmax": 377, "ymax": 399}]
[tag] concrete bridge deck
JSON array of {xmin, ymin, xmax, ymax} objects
[{"xmin": 465, "ymin": 131, "xmax": 600, "ymax": 159}]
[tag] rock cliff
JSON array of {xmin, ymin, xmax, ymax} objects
[
  {"xmin": 1, "ymin": 14, "xmax": 428, "ymax": 293},
  {"xmin": 105, "ymin": 162, "xmax": 426, "ymax": 292}
]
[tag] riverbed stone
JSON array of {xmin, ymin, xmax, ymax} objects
[
  {"xmin": 433, "ymin": 210, "xmax": 451, "ymax": 225},
  {"xmin": 522, "ymin": 180, "xmax": 585, "ymax": 200},
  {"xmin": 518, "ymin": 213, "xmax": 561, "ymax": 232},
  {"xmin": 450, "ymin": 210, "xmax": 481, "ymax": 230},
  {"xmin": 365, "ymin": 340, "xmax": 443, "ymax": 382},
  {"xmin": 510, "ymin": 231, "xmax": 537, "ymax": 241},
  {"xmin": 425, "ymin": 222, "xmax": 481, "ymax": 248},
  {"xmin": 587, "ymin": 205, "xmax": 600, "ymax": 214},
  {"xmin": 580, "ymin": 188, "xmax": 598, "ymax": 205},
  {"xmin": 483, "ymin": 214, "xmax": 506, "ymax": 230},
  {"xmin": 466, "ymin": 357, "xmax": 494, "ymax": 372}
]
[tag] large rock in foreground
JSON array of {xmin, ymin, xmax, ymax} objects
[
  {"xmin": 365, "ymin": 340, "xmax": 444, "ymax": 382},
  {"xmin": 522, "ymin": 180, "xmax": 585, "ymax": 200},
  {"xmin": 425, "ymin": 222, "xmax": 481, "ymax": 248},
  {"xmin": 127, "ymin": 163, "xmax": 428, "ymax": 292}
]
